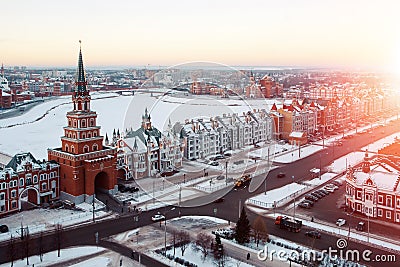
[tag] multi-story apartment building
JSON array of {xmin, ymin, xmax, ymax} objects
[
  {"xmin": 179, "ymin": 110, "xmax": 273, "ymax": 160},
  {"xmin": 0, "ymin": 153, "xmax": 60, "ymax": 217}
]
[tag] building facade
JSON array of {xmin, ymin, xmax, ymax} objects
[
  {"xmin": 113, "ymin": 109, "xmax": 182, "ymax": 179},
  {"xmin": 179, "ymin": 110, "xmax": 274, "ymax": 160},
  {"xmin": 345, "ymin": 152, "xmax": 400, "ymax": 224},
  {"xmin": 0, "ymin": 153, "xmax": 59, "ymax": 217}
]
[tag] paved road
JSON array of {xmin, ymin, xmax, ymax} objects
[{"xmin": 0, "ymin": 119, "xmax": 399, "ymax": 266}]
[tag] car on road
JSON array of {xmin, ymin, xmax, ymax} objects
[
  {"xmin": 0, "ymin": 225, "xmax": 9, "ymax": 233},
  {"xmin": 213, "ymin": 198, "xmax": 224, "ymax": 203},
  {"xmin": 305, "ymin": 231, "xmax": 321, "ymax": 239},
  {"xmin": 336, "ymin": 218, "xmax": 346, "ymax": 226},
  {"xmin": 277, "ymin": 172, "xmax": 286, "ymax": 178},
  {"xmin": 209, "ymin": 161, "xmax": 219, "ymax": 166},
  {"xmin": 151, "ymin": 214, "xmax": 165, "ymax": 222},
  {"xmin": 214, "ymin": 154, "xmax": 225, "ymax": 160},
  {"xmin": 298, "ymin": 201, "xmax": 311, "ymax": 209},
  {"xmin": 356, "ymin": 221, "xmax": 365, "ymax": 231},
  {"xmin": 216, "ymin": 175, "xmax": 225, "ymax": 180}
]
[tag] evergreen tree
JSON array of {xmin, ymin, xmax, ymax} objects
[{"xmin": 235, "ymin": 207, "xmax": 250, "ymax": 244}]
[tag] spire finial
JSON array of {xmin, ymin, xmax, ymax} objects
[{"xmin": 75, "ymin": 41, "xmax": 87, "ymax": 93}]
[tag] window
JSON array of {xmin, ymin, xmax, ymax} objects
[
  {"xmin": 397, "ymin": 198, "xmax": 400, "ymax": 208},
  {"xmin": 82, "ymin": 133, "xmax": 86, "ymax": 139},
  {"xmin": 83, "ymin": 145, "xmax": 89, "ymax": 153},
  {"xmin": 0, "ymin": 193, "xmax": 4, "ymax": 200},
  {"xmin": 387, "ymin": 196, "xmax": 392, "ymax": 208},
  {"xmin": 386, "ymin": 211, "xmax": 392, "ymax": 219},
  {"xmin": 378, "ymin": 209, "xmax": 382, "ymax": 217},
  {"xmin": 11, "ymin": 201, "xmax": 17, "ymax": 209},
  {"xmin": 81, "ymin": 120, "xmax": 86, "ymax": 127},
  {"xmin": 26, "ymin": 177, "xmax": 32, "ymax": 186},
  {"xmin": 356, "ymin": 191, "xmax": 362, "ymax": 200},
  {"xmin": 71, "ymin": 145, "xmax": 75, "ymax": 153},
  {"xmin": 378, "ymin": 195, "xmax": 383, "ymax": 204},
  {"xmin": 93, "ymin": 131, "xmax": 97, "ymax": 137},
  {"xmin": 33, "ymin": 175, "xmax": 38, "ymax": 183},
  {"xmin": 90, "ymin": 118, "xmax": 94, "ymax": 126},
  {"xmin": 19, "ymin": 178, "xmax": 24, "ymax": 187},
  {"xmin": 42, "ymin": 183, "xmax": 47, "ymax": 191},
  {"xmin": 11, "ymin": 190, "xmax": 16, "ymax": 198},
  {"xmin": 73, "ymin": 120, "xmax": 77, "ymax": 127},
  {"xmin": 0, "ymin": 205, "xmax": 4, "ymax": 211},
  {"xmin": 65, "ymin": 144, "xmax": 69, "ymax": 152},
  {"xmin": 50, "ymin": 172, "xmax": 54, "ymax": 178},
  {"xmin": 88, "ymin": 132, "xmax": 91, "ymax": 138},
  {"xmin": 92, "ymin": 144, "xmax": 98, "ymax": 151}
]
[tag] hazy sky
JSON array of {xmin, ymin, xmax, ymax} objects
[{"xmin": 1, "ymin": 0, "xmax": 400, "ymax": 70}]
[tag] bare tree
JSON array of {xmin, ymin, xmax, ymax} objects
[
  {"xmin": 194, "ymin": 232, "xmax": 213, "ymax": 259},
  {"xmin": 177, "ymin": 230, "xmax": 190, "ymax": 256},
  {"xmin": 252, "ymin": 216, "xmax": 268, "ymax": 248}
]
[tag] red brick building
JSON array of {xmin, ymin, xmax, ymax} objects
[
  {"xmin": 345, "ymin": 151, "xmax": 400, "ymax": 224},
  {"xmin": 48, "ymin": 44, "xmax": 117, "ymax": 204},
  {"xmin": 0, "ymin": 153, "xmax": 59, "ymax": 217}
]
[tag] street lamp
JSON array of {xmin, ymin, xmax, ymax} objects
[
  {"xmin": 225, "ymin": 161, "xmax": 228, "ymax": 185},
  {"xmin": 164, "ymin": 207, "xmax": 176, "ymax": 256},
  {"xmin": 292, "ymin": 175, "xmax": 296, "ymax": 219}
]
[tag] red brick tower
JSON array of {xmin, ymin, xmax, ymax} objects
[{"xmin": 48, "ymin": 42, "xmax": 117, "ymax": 204}]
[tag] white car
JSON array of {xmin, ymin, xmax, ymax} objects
[
  {"xmin": 151, "ymin": 214, "xmax": 165, "ymax": 222},
  {"xmin": 324, "ymin": 186, "xmax": 335, "ymax": 193},
  {"xmin": 336, "ymin": 218, "xmax": 346, "ymax": 226},
  {"xmin": 326, "ymin": 184, "xmax": 339, "ymax": 190}
]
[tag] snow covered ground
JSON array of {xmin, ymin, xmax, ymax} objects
[
  {"xmin": 0, "ymin": 91, "xmax": 276, "ymax": 160},
  {"xmin": 0, "ymin": 246, "xmax": 140, "ymax": 267}
]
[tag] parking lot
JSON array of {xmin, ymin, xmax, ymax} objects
[{"xmin": 290, "ymin": 181, "xmax": 400, "ymax": 241}]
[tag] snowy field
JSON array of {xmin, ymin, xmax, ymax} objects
[{"xmin": 0, "ymin": 91, "xmax": 278, "ymax": 160}]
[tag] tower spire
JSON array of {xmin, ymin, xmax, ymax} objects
[{"xmin": 76, "ymin": 40, "xmax": 87, "ymax": 93}]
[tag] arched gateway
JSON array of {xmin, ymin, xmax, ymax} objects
[{"xmin": 48, "ymin": 43, "xmax": 117, "ymax": 204}]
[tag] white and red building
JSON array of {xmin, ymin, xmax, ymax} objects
[
  {"xmin": 0, "ymin": 153, "xmax": 60, "ymax": 217},
  {"xmin": 345, "ymin": 151, "xmax": 400, "ymax": 224}
]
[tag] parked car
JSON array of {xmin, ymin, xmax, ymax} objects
[
  {"xmin": 318, "ymin": 189, "xmax": 330, "ymax": 195},
  {"xmin": 302, "ymin": 199, "xmax": 314, "ymax": 206},
  {"xmin": 305, "ymin": 231, "xmax": 321, "ymax": 239},
  {"xmin": 336, "ymin": 218, "xmax": 346, "ymax": 226},
  {"xmin": 151, "ymin": 213, "xmax": 165, "ymax": 222},
  {"xmin": 305, "ymin": 194, "xmax": 318, "ymax": 202},
  {"xmin": 311, "ymin": 192, "xmax": 323, "ymax": 199},
  {"xmin": 216, "ymin": 175, "xmax": 225, "ymax": 180},
  {"xmin": 331, "ymin": 180, "xmax": 343, "ymax": 187},
  {"xmin": 209, "ymin": 161, "xmax": 219, "ymax": 166},
  {"xmin": 0, "ymin": 225, "xmax": 9, "ymax": 233},
  {"xmin": 323, "ymin": 186, "xmax": 335, "ymax": 193},
  {"xmin": 356, "ymin": 221, "xmax": 365, "ymax": 231},
  {"xmin": 277, "ymin": 172, "xmax": 286, "ymax": 178},
  {"xmin": 326, "ymin": 183, "xmax": 339, "ymax": 190},
  {"xmin": 214, "ymin": 154, "xmax": 225, "ymax": 160},
  {"xmin": 298, "ymin": 201, "xmax": 311, "ymax": 209}
]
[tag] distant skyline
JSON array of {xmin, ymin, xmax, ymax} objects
[{"xmin": 1, "ymin": 0, "xmax": 400, "ymax": 72}]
